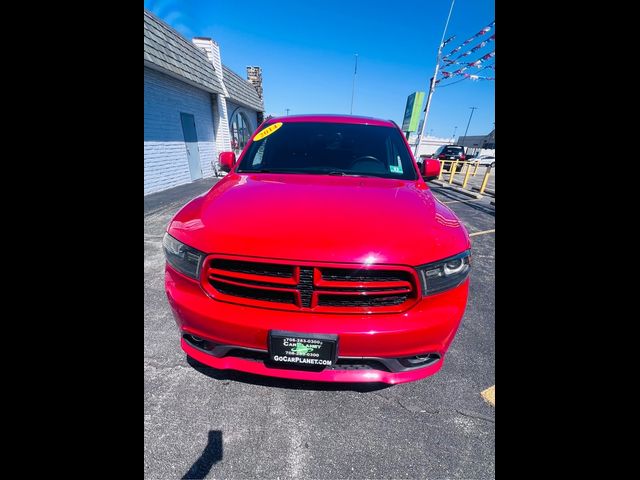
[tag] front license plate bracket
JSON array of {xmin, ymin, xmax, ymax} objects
[{"xmin": 268, "ymin": 330, "xmax": 338, "ymax": 368}]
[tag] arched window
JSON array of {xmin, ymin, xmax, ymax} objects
[{"xmin": 230, "ymin": 111, "xmax": 251, "ymax": 155}]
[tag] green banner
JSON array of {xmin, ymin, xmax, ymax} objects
[{"xmin": 401, "ymin": 91, "xmax": 425, "ymax": 133}]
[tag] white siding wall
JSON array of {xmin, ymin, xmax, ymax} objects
[
  {"xmin": 212, "ymin": 95, "xmax": 232, "ymax": 156},
  {"xmin": 192, "ymin": 38, "xmax": 233, "ymax": 158},
  {"xmin": 144, "ymin": 67, "xmax": 218, "ymax": 195}
]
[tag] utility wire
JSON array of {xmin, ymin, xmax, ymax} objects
[{"xmin": 437, "ymin": 78, "xmax": 467, "ymax": 88}]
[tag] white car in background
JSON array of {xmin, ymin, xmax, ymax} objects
[{"xmin": 475, "ymin": 155, "xmax": 495, "ymax": 168}]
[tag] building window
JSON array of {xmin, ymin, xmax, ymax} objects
[{"xmin": 230, "ymin": 111, "xmax": 251, "ymax": 155}]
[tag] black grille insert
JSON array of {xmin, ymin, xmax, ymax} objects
[
  {"xmin": 210, "ymin": 259, "xmax": 294, "ymax": 278},
  {"xmin": 210, "ymin": 280, "xmax": 297, "ymax": 305},
  {"xmin": 225, "ymin": 349, "xmax": 269, "ymax": 362},
  {"xmin": 329, "ymin": 359, "xmax": 391, "ymax": 372},
  {"xmin": 317, "ymin": 294, "xmax": 408, "ymax": 307},
  {"xmin": 321, "ymin": 269, "xmax": 413, "ymax": 283},
  {"xmin": 298, "ymin": 267, "xmax": 314, "ymax": 308},
  {"xmin": 224, "ymin": 349, "xmax": 391, "ymax": 372},
  {"xmin": 212, "ymin": 274, "xmax": 290, "ymax": 288}
]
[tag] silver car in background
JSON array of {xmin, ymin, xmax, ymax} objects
[{"xmin": 475, "ymin": 155, "xmax": 495, "ymax": 168}]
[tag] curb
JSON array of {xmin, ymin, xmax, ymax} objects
[
  {"xmin": 431, "ymin": 180, "xmax": 483, "ymax": 199},
  {"xmin": 477, "ymin": 187, "xmax": 495, "ymax": 197}
]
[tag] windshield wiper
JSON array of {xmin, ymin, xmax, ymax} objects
[
  {"xmin": 240, "ymin": 169, "xmax": 302, "ymax": 174},
  {"xmin": 326, "ymin": 171, "xmax": 372, "ymax": 177},
  {"xmin": 240, "ymin": 169, "xmax": 385, "ymax": 178},
  {"xmin": 246, "ymin": 169, "xmax": 357, "ymax": 176},
  {"xmin": 327, "ymin": 171, "xmax": 385, "ymax": 178}
]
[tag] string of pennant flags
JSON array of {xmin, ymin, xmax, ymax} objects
[
  {"xmin": 445, "ymin": 34, "xmax": 495, "ymax": 64},
  {"xmin": 441, "ymin": 20, "xmax": 494, "ymax": 62},
  {"xmin": 435, "ymin": 73, "xmax": 494, "ymax": 85},
  {"xmin": 441, "ymin": 51, "xmax": 495, "ymax": 78},
  {"xmin": 442, "ymin": 50, "xmax": 495, "ymax": 67},
  {"xmin": 436, "ymin": 20, "xmax": 495, "ymax": 86},
  {"xmin": 414, "ymin": 19, "xmax": 495, "ymax": 134},
  {"xmin": 464, "ymin": 73, "xmax": 494, "ymax": 80},
  {"xmin": 441, "ymin": 35, "xmax": 456, "ymax": 49},
  {"xmin": 436, "ymin": 67, "xmax": 495, "ymax": 85}
]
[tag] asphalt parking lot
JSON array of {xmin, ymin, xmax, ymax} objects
[{"xmin": 144, "ymin": 176, "xmax": 495, "ymax": 479}]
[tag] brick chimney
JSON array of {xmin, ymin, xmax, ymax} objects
[{"xmin": 246, "ymin": 66, "xmax": 263, "ymax": 99}]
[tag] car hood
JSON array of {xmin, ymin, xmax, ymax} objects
[{"xmin": 168, "ymin": 173, "xmax": 470, "ymax": 266}]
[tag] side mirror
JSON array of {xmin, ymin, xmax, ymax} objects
[
  {"xmin": 219, "ymin": 151, "xmax": 236, "ymax": 172},
  {"xmin": 422, "ymin": 159, "xmax": 441, "ymax": 181}
]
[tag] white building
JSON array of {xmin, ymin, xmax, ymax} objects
[
  {"xmin": 407, "ymin": 134, "xmax": 456, "ymax": 158},
  {"xmin": 144, "ymin": 9, "xmax": 265, "ymax": 195},
  {"xmin": 407, "ymin": 129, "xmax": 495, "ymax": 159},
  {"xmin": 456, "ymin": 129, "xmax": 495, "ymax": 156}
]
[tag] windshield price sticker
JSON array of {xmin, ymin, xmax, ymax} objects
[{"xmin": 253, "ymin": 122, "xmax": 283, "ymax": 141}]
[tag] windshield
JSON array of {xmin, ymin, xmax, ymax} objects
[
  {"xmin": 443, "ymin": 147, "xmax": 464, "ymax": 154},
  {"xmin": 236, "ymin": 122, "xmax": 418, "ymax": 180}
]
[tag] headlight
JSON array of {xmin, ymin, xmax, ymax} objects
[
  {"xmin": 416, "ymin": 250, "xmax": 470, "ymax": 296},
  {"xmin": 162, "ymin": 233, "xmax": 205, "ymax": 280}
]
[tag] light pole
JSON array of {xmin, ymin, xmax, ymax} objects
[
  {"xmin": 285, "ymin": 108, "xmax": 290, "ymax": 116},
  {"xmin": 452, "ymin": 126, "xmax": 458, "ymax": 142},
  {"xmin": 350, "ymin": 54, "xmax": 358, "ymax": 115},
  {"xmin": 462, "ymin": 106, "xmax": 477, "ymax": 153},
  {"xmin": 414, "ymin": 0, "xmax": 456, "ymax": 156}
]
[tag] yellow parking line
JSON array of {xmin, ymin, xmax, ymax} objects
[
  {"xmin": 469, "ymin": 229, "xmax": 495, "ymax": 237},
  {"xmin": 481, "ymin": 386, "xmax": 495, "ymax": 406}
]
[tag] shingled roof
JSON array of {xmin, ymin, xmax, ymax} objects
[
  {"xmin": 144, "ymin": 9, "xmax": 223, "ymax": 94},
  {"xmin": 222, "ymin": 65, "xmax": 264, "ymax": 112}
]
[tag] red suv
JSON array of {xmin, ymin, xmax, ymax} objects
[{"xmin": 164, "ymin": 115, "xmax": 470, "ymax": 385}]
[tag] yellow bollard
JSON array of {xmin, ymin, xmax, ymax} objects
[
  {"xmin": 462, "ymin": 162, "xmax": 472, "ymax": 189},
  {"xmin": 449, "ymin": 160, "xmax": 458, "ymax": 184},
  {"xmin": 479, "ymin": 165, "xmax": 492, "ymax": 194},
  {"xmin": 437, "ymin": 160, "xmax": 444, "ymax": 180},
  {"xmin": 473, "ymin": 161, "xmax": 480, "ymax": 176}
]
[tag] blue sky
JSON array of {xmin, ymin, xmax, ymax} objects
[{"xmin": 144, "ymin": 0, "xmax": 495, "ymax": 138}]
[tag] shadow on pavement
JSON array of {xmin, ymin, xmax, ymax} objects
[
  {"xmin": 429, "ymin": 187, "xmax": 495, "ymax": 217},
  {"xmin": 144, "ymin": 176, "xmax": 220, "ymax": 216},
  {"xmin": 182, "ymin": 430, "xmax": 223, "ymax": 480},
  {"xmin": 186, "ymin": 355, "xmax": 390, "ymax": 392}
]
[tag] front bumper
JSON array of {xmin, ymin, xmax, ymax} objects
[{"xmin": 166, "ymin": 265, "xmax": 468, "ymax": 385}]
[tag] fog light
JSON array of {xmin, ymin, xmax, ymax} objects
[
  {"xmin": 405, "ymin": 355, "xmax": 431, "ymax": 365},
  {"xmin": 398, "ymin": 353, "xmax": 440, "ymax": 368},
  {"xmin": 184, "ymin": 334, "xmax": 214, "ymax": 351}
]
